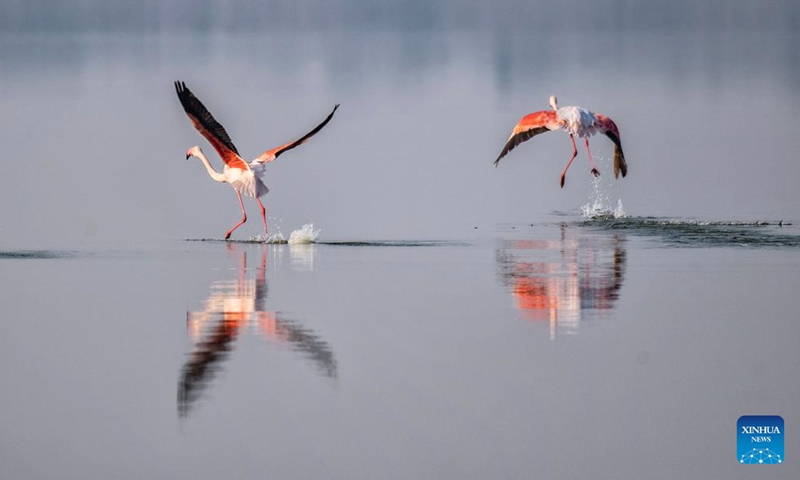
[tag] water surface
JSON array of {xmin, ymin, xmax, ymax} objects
[{"xmin": 2, "ymin": 218, "xmax": 798, "ymax": 479}]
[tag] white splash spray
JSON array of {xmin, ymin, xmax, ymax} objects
[
  {"xmin": 247, "ymin": 223, "xmax": 319, "ymax": 244},
  {"xmin": 581, "ymin": 174, "xmax": 627, "ymax": 219},
  {"xmin": 250, "ymin": 232, "xmax": 287, "ymax": 244},
  {"xmin": 288, "ymin": 223, "xmax": 321, "ymax": 244},
  {"xmin": 246, "ymin": 216, "xmax": 290, "ymax": 243}
]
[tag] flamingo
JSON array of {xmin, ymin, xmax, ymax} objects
[
  {"xmin": 494, "ymin": 96, "xmax": 627, "ymax": 188},
  {"xmin": 175, "ymin": 81, "xmax": 339, "ymax": 239}
]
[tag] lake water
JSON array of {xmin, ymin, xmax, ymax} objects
[{"xmin": 1, "ymin": 2, "xmax": 800, "ymax": 478}]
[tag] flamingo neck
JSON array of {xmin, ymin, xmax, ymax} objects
[{"xmin": 195, "ymin": 150, "xmax": 226, "ymax": 183}]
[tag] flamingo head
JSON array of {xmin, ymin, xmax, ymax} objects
[
  {"xmin": 549, "ymin": 95, "xmax": 558, "ymax": 111},
  {"xmin": 186, "ymin": 146, "xmax": 202, "ymax": 160}
]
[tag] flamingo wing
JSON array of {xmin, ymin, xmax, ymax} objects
[
  {"xmin": 494, "ymin": 110, "xmax": 558, "ymax": 166},
  {"xmin": 596, "ymin": 114, "xmax": 627, "ymax": 178},
  {"xmin": 255, "ymin": 104, "xmax": 339, "ymax": 163},
  {"xmin": 175, "ymin": 81, "xmax": 248, "ymax": 170}
]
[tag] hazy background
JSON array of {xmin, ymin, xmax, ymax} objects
[
  {"xmin": 1, "ymin": 0, "xmax": 799, "ymax": 248},
  {"xmin": 1, "ymin": 0, "xmax": 798, "ymax": 33},
  {"xmin": 2, "ymin": 4, "xmax": 800, "ymax": 479}
]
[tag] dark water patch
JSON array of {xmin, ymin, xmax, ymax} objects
[
  {"xmin": 319, "ymin": 240, "xmax": 468, "ymax": 247},
  {"xmin": 579, "ymin": 217, "xmax": 800, "ymax": 248},
  {"xmin": 0, "ymin": 250, "xmax": 75, "ymax": 259}
]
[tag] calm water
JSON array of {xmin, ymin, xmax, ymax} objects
[
  {"xmin": 2, "ymin": 2, "xmax": 800, "ymax": 478},
  {"xmin": 2, "ymin": 220, "xmax": 799, "ymax": 479}
]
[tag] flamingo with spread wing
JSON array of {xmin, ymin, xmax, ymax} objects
[
  {"xmin": 175, "ymin": 81, "xmax": 339, "ymax": 239},
  {"xmin": 495, "ymin": 96, "xmax": 627, "ymax": 188}
]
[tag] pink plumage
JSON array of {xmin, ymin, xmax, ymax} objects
[
  {"xmin": 175, "ymin": 81, "xmax": 338, "ymax": 239},
  {"xmin": 495, "ymin": 96, "xmax": 627, "ymax": 188}
]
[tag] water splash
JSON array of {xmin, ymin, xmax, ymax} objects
[
  {"xmin": 581, "ymin": 175, "xmax": 626, "ymax": 219},
  {"xmin": 249, "ymin": 232, "xmax": 287, "ymax": 244},
  {"xmin": 288, "ymin": 223, "xmax": 321, "ymax": 244},
  {"xmin": 612, "ymin": 199, "xmax": 626, "ymax": 219},
  {"xmin": 245, "ymin": 223, "xmax": 319, "ymax": 244},
  {"xmin": 244, "ymin": 216, "xmax": 291, "ymax": 243}
]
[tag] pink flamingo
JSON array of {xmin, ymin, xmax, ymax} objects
[
  {"xmin": 175, "ymin": 81, "xmax": 338, "ymax": 239},
  {"xmin": 494, "ymin": 96, "xmax": 627, "ymax": 188}
]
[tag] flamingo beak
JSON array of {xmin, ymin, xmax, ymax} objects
[{"xmin": 185, "ymin": 153, "xmax": 191, "ymax": 160}]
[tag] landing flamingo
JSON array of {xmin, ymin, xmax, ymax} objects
[
  {"xmin": 175, "ymin": 81, "xmax": 339, "ymax": 239},
  {"xmin": 494, "ymin": 96, "xmax": 627, "ymax": 188}
]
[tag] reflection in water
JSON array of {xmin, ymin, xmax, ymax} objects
[
  {"xmin": 289, "ymin": 244, "xmax": 318, "ymax": 272},
  {"xmin": 178, "ymin": 244, "xmax": 336, "ymax": 418},
  {"xmin": 496, "ymin": 225, "xmax": 626, "ymax": 338}
]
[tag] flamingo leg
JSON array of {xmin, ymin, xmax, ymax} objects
[
  {"xmin": 560, "ymin": 134, "xmax": 579, "ymax": 188},
  {"xmin": 257, "ymin": 198, "xmax": 268, "ymax": 237},
  {"xmin": 584, "ymin": 137, "xmax": 600, "ymax": 177},
  {"xmin": 224, "ymin": 192, "xmax": 248, "ymax": 240}
]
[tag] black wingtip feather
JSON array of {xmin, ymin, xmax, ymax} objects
[
  {"xmin": 604, "ymin": 130, "xmax": 627, "ymax": 179},
  {"xmin": 493, "ymin": 126, "xmax": 549, "ymax": 167},
  {"xmin": 174, "ymin": 80, "xmax": 239, "ymax": 156},
  {"xmin": 266, "ymin": 102, "xmax": 340, "ymax": 160}
]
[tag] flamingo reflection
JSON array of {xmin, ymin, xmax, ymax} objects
[
  {"xmin": 496, "ymin": 225, "xmax": 626, "ymax": 338},
  {"xmin": 179, "ymin": 244, "xmax": 336, "ymax": 417}
]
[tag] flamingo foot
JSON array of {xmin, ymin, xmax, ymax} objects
[
  {"xmin": 560, "ymin": 174, "xmax": 566, "ymax": 189},
  {"xmin": 224, "ymin": 231, "xmax": 232, "ymax": 240},
  {"xmin": 591, "ymin": 168, "xmax": 600, "ymax": 177}
]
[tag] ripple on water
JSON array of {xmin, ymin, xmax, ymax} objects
[{"xmin": 580, "ymin": 217, "xmax": 799, "ymax": 248}]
